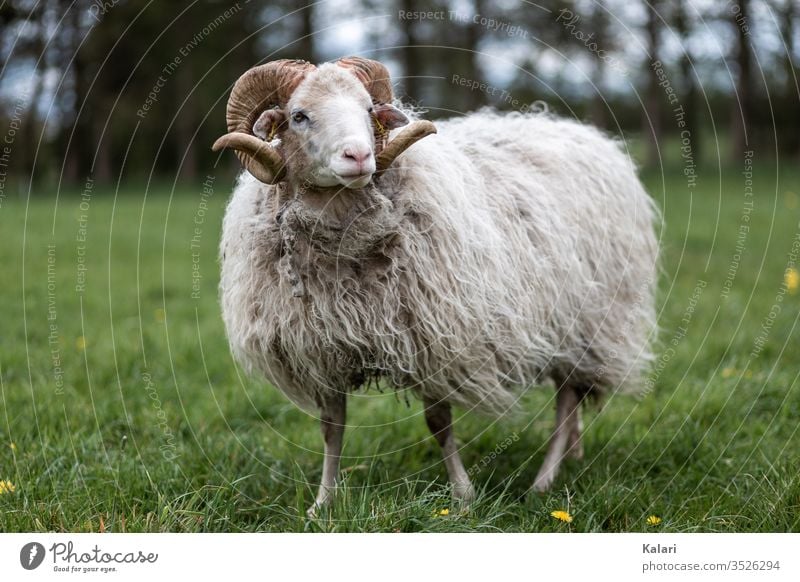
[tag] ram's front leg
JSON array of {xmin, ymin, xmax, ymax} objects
[
  {"xmin": 424, "ymin": 397, "xmax": 475, "ymax": 503},
  {"xmin": 307, "ymin": 392, "xmax": 347, "ymax": 517}
]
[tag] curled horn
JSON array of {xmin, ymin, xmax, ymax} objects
[
  {"xmin": 212, "ymin": 59, "xmax": 316, "ymax": 184},
  {"xmin": 375, "ymin": 120, "xmax": 437, "ymax": 176},
  {"xmin": 335, "ymin": 56, "xmax": 394, "ymax": 104},
  {"xmin": 337, "ymin": 56, "xmax": 436, "ymax": 174}
]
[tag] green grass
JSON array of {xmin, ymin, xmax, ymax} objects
[{"xmin": 1, "ymin": 158, "xmax": 799, "ymax": 532}]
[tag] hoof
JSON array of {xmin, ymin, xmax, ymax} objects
[
  {"xmin": 567, "ymin": 444, "xmax": 584, "ymax": 461},
  {"xmin": 530, "ymin": 472, "xmax": 554, "ymax": 494},
  {"xmin": 306, "ymin": 500, "xmax": 327, "ymax": 518},
  {"xmin": 307, "ymin": 487, "xmax": 334, "ymax": 518},
  {"xmin": 453, "ymin": 482, "xmax": 476, "ymax": 505}
]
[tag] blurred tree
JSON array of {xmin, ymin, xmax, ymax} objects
[
  {"xmin": 730, "ymin": 0, "xmax": 753, "ymax": 160},
  {"xmin": 1, "ymin": 0, "xmax": 799, "ymax": 186},
  {"xmin": 462, "ymin": 0, "xmax": 487, "ymax": 110},
  {"xmin": 643, "ymin": 0, "xmax": 663, "ymax": 166},
  {"xmin": 399, "ymin": 0, "xmax": 422, "ymax": 100},
  {"xmin": 779, "ymin": 0, "xmax": 796, "ymax": 89},
  {"xmin": 776, "ymin": 0, "xmax": 799, "ymax": 155},
  {"xmin": 0, "ymin": 2, "xmax": 17, "ymax": 26},
  {"xmin": 586, "ymin": 1, "xmax": 611, "ymax": 128},
  {"xmin": 674, "ymin": 0, "xmax": 700, "ymax": 163},
  {"xmin": 298, "ymin": 3, "xmax": 317, "ymax": 63},
  {"xmin": 21, "ymin": 0, "xmax": 46, "ymax": 181},
  {"xmin": 504, "ymin": 0, "xmax": 579, "ymax": 112},
  {"xmin": 0, "ymin": 0, "xmax": 47, "ymax": 181},
  {"xmin": 63, "ymin": 0, "xmax": 92, "ymax": 183},
  {"xmin": 50, "ymin": 1, "xmax": 265, "ymax": 185}
]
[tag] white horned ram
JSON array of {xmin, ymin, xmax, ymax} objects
[{"xmin": 213, "ymin": 57, "xmax": 658, "ymax": 514}]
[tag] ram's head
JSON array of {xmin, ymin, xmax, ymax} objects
[{"xmin": 212, "ymin": 57, "xmax": 436, "ymax": 188}]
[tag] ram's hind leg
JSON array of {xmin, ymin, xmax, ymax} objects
[
  {"xmin": 566, "ymin": 401, "xmax": 584, "ymax": 460},
  {"xmin": 307, "ymin": 392, "xmax": 347, "ymax": 517},
  {"xmin": 530, "ymin": 380, "xmax": 582, "ymax": 493},
  {"xmin": 424, "ymin": 397, "xmax": 476, "ymax": 503}
]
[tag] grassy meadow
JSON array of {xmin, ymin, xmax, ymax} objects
[{"xmin": 1, "ymin": 154, "xmax": 799, "ymax": 532}]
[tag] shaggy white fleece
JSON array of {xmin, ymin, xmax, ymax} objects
[{"xmin": 219, "ymin": 110, "xmax": 659, "ymax": 415}]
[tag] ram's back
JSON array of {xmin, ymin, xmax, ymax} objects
[{"xmin": 394, "ymin": 110, "xmax": 659, "ymax": 399}]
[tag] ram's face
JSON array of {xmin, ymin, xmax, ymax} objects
[
  {"xmin": 252, "ymin": 65, "xmax": 408, "ymax": 189},
  {"xmin": 213, "ymin": 58, "xmax": 434, "ymax": 188}
]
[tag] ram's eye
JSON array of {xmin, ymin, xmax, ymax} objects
[
  {"xmin": 367, "ymin": 106, "xmax": 374, "ymax": 114},
  {"xmin": 292, "ymin": 111, "xmax": 308, "ymax": 124}
]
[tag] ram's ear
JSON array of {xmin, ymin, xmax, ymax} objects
[
  {"xmin": 253, "ymin": 108, "xmax": 286, "ymax": 140},
  {"xmin": 374, "ymin": 104, "xmax": 408, "ymax": 130}
]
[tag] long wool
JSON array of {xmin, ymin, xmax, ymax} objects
[{"xmin": 219, "ymin": 110, "xmax": 659, "ymax": 415}]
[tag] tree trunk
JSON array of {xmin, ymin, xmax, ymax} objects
[
  {"xmin": 779, "ymin": 0, "xmax": 798, "ymax": 155},
  {"xmin": 588, "ymin": 4, "xmax": 608, "ymax": 128},
  {"xmin": 22, "ymin": 13, "xmax": 46, "ymax": 182},
  {"xmin": 730, "ymin": 0, "xmax": 752, "ymax": 160},
  {"xmin": 177, "ymin": 62, "xmax": 197, "ymax": 181},
  {"xmin": 464, "ymin": 0, "xmax": 485, "ymax": 110},
  {"xmin": 643, "ymin": 0, "xmax": 662, "ymax": 167},
  {"xmin": 298, "ymin": 4, "xmax": 315, "ymax": 62},
  {"xmin": 675, "ymin": 0, "xmax": 700, "ymax": 164},
  {"xmin": 69, "ymin": 0, "xmax": 91, "ymax": 183},
  {"xmin": 400, "ymin": 0, "xmax": 420, "ymax": 100},
  {"xmin": 781, "ymin": 0, "xmax": 795, "ymax": 90}
]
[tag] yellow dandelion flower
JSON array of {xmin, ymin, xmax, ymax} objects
[
  {"xmin": 154, "ymin": 308, "xmax": 166, "ymax": 322},
  {"xmin": 550, "ymin": 509, "xmax": 572, "ymax": 523},
  {"xmin": 721, "ymin": 368, "xmax": 734, "ymax": 378},
  {"xmin": 437, "ymin": 508, "xmax": 450, "ymax": 516},
  {"xmin": 647, "ymin": 515, "xmax": 662, "ymax": 526},
  {"xmin": 76, "ymin": 336, "xmax": 86, "ymax": 350},
  {"xmin": 785, "ymin": 268, "xmax": 799, "ymax": 294},
  {"xmin": 0, "ymin": 480, "xmax": 16, "ymax": 494},
  {"xmin": 10, "ymin": 442, "xmax": 16, "ymax": 452}
]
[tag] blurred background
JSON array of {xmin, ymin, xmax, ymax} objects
[{"xmin": 0, "ymin": 0, "xmax": 798, "ymax": 186}]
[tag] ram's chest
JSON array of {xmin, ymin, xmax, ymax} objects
[{"xmin": 258, "ymin": 192, "xmax": 413, "ymax": 381}]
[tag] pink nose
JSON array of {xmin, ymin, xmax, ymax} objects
[{"xmin": 341, "ymin": 145, "xmax": 372, "ymax": 171}]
